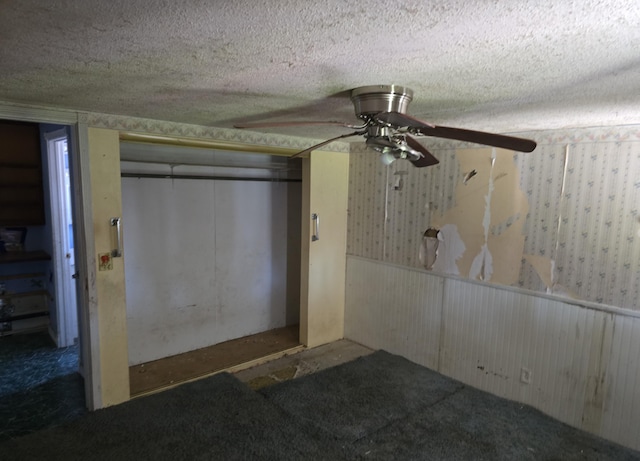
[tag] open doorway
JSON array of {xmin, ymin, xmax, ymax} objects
[{"xmin": 0, "ymin": 120, "xmax": 87, "ymax": 440}]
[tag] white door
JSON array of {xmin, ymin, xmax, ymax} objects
[{"xmin": 45, "ymin": 128, "xmax": 78, "ymax": 347}]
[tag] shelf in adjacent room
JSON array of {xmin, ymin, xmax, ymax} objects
[{"xmin": 0, "ymin": 250, "xmax": 51, "ymax": 264}]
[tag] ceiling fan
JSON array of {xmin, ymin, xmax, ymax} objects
[{"xmin": 234, "ymin": 85, "xmax": 537, "ymax": 168}]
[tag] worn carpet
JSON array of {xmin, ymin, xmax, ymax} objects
[
  {"xmin": 0, "ymin": 332, "xmax": 86, "ymax": 440},
  {"xmin": 2, "ymin": 350, "xmax": 639, "ymax": 460},
  {"xmin": 261, "ymin": 350, "xmax": 640, "ymax": 460}
]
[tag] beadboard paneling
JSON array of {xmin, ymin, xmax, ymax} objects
[
  {"xmin": 440, "ymin": 277, "xmax": 605, "ymax": 432},
  {"xmin": 345, "ymin": 256, "xmax": 443, "ymax": 369},
  {"xmin": 600, "ymin": 314, "xmax": 640, "ymax": 448},
  {"xmin": 345, "ymin": 256, "xmax": 640, "ymax": 451}
]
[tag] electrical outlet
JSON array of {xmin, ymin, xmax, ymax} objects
[{"xmin": 520, "ymin": 367, "xmax": 532, "ymax": 384}]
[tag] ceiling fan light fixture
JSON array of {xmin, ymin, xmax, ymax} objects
[{"xmin": 380, "ymin": 152, "xmax": 397, "ymax": 165}]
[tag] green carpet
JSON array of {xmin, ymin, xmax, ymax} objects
[{"xmin": 2, "ymin": 350, "xmax": 639, "ymax": 460}]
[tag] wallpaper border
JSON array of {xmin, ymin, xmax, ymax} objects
[{"xmin": 86, "ymin": 112, "xmax": 350, "ymax": 152}]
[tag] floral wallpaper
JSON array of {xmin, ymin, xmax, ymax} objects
[{"xmin": 347, "ymin": 125, "xmax": 640, "ymax": 310}]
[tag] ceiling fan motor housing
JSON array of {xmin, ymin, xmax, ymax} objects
[{"xmin": 350, "ymin": 85, "xmax": 413, "ymax": 118}]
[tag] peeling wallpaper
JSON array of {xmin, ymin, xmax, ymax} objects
[{"xmin": 347, "ymin": 125, "xmax": 640, "ymax": 310}]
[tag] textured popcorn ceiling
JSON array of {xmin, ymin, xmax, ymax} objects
[{"xmin": 1, "ymin": 0, "xmax": 639, "ymax": 139}]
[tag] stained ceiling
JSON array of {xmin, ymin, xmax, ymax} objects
[{"xmin": 1, "ymin": 0, "xmax": 639, "ymax": 141}]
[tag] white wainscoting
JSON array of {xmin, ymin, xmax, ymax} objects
[{"xmin": 345, "ymin": 255, "xmax": 640, "ymax": 451}]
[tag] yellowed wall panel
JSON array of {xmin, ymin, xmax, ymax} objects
[
  {"xmin": 300, "ymin": 150, "xmax": 349, "ymax": 347},
  {"xmin": 87, "ymin": 127, "xmax": 130, "ymax": 406}
]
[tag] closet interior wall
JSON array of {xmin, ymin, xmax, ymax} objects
[{"xmin": 119, "ymin": 141, "xmax": 302, "ymax": 365}]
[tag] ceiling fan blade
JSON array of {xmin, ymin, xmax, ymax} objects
[
  {"xmin": 417, "ymin": 125, "xmax": 537, "ymax": 153},
  {"xmin": 291, "ymin": 130, "xmax": 365, "ymax": 158},
  {"xmin": 234, "ymin": 120, "xmax": 362, "ymax": 129},
  {"xmin": 405, "ymin": 135, "xmax": 440, "ymax": 168},
  {"xmin": 376, "ymin": 112, "xmax": 536, "ymax": 153}
]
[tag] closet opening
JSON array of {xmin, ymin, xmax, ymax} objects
[{"xmin": 119, "ymin": 140, "xmax": 303, "ymax": 396}]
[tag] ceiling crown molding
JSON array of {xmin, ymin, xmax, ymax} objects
[{"xmin": 0, "ymin": 101, "xmax": 79, "ymax": 124}]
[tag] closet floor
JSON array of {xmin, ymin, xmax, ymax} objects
[{"xmin": 129, "ymin": 325, "xmax": 300, "ymax": 397}]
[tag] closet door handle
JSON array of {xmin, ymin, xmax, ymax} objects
[
  {"xmin": 311, "ymin": 213, "xmax": 320, "ymax": 242},
  {"xmin": 110, "ymin": 217, "xmax": 123, "ymax": 257}
]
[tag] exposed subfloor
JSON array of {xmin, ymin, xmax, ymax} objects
[
  {"xmin": 129, "ymin": 324, "xmax": 302, "ymax": 396},
  {"xmin": 234, "ymin": 339, "xmax": 374, "ymax": 389}
]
